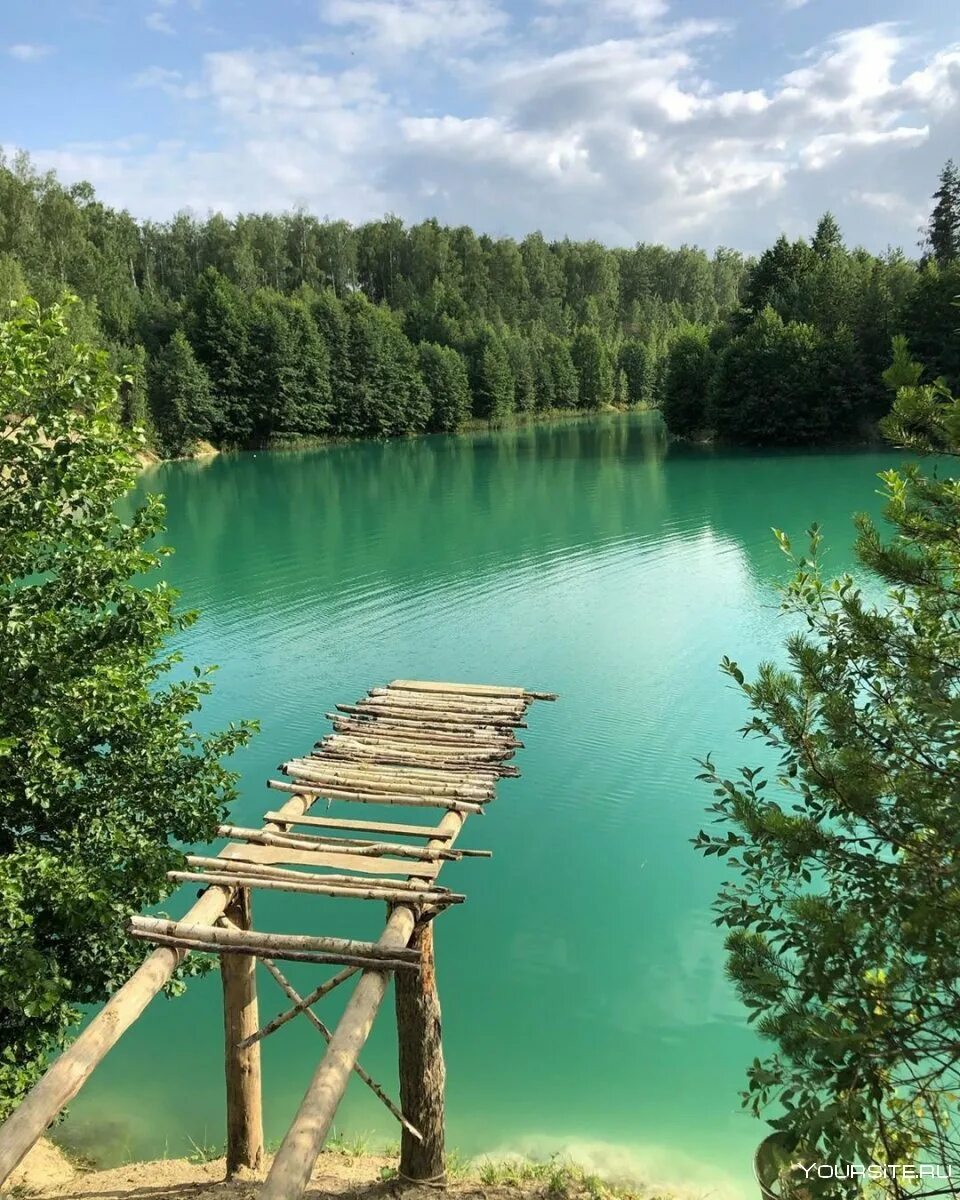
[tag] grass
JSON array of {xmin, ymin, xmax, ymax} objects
[
  {"xmin": 339, "ymin": 1141, "xmax": 657, "ymax": 1200},
  {"xmin": 471, "ymin": 1155, "xmax": 639, "ymax": 1199},
  {"xmin": 184, "ymin": 1135, "xmax": 225, "ymax": 1165},
  {"xmin": 325, "ymin": 1128, "xmax": 376, "ymax": 1159},
  {"xmin": 27, "ymin": 1134, "xmax": 664, "ymax": 1200}
]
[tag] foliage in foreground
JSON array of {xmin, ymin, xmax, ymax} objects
[
  {"xmin": 695, "ymin": 341, "xmax": 960, "ymax": 1193},
  {"xmin": 0, "ymin": 299, "xmax": 254, "ymax": 1118}
]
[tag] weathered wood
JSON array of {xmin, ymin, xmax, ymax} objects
[
  {"xmin": 168, "ymin": 870, "xmax": 459, "ymax": 905},
  {"xmin": 261, "ymin": 806, "xmax": 467, "ymax": 1200},
  {"xmin": 267, "ymin": 779, "xmax": 486, "ymax": 813},
  {"xmin": 240, "ymin": 966, "xmax": 358, "ymax": 1049},
  {"xmin": 311, "ymin": 748, "xmax": 504, "ymax": 780},
  {"xmin": 319, "ymin": 745, "xmax": 515, "ymax": 768},
  {"xmin": 331, "ymin": 714, "xmax": 521, "ymax": 737},
  {"xmin": 335, "ymin": 702, "xmax": 526, "ymax": 730},
  {"xmin": 260, "ymin": 906, "xmax": 418, "ymax": 1200},
  {"xmin": 222, "ymin": 826, "xmax": 460, "ymax": 862},
  {"xmin": 388, "ymin": 679, "xmax": 557, "ymax": 701},
  {"xmin": 219, "ymin": 839, "xmax": 441, "ymax": 879},
  {"xmin": 391, "ymin": 808, "xmax": 467, "ymax": 1186},
  {"xmin": 257, "ymin": 956, "xmax": 422, "ymax": 1143},
  {"xmin": 261, "ymin": 812, "xmax": 451, "ymax": 840},
  {"xmin": 345, "ymin": 702, "xmax": 524, "ymax": 729},
  {"xmin": 228, "ymin": 836, "xmax": 482, "ymax": 863},
  {"xmin": 388, "ymin": 679, "xmax": 526, "ymax": 698},
  {"xmin": 234, "ymin": 834, "xmax": 481, "ymax": 862},
  {"xmin": 316, "ymin": 759, "xmax": 509, "ymax": 782},
  {"xmin": 218, "ymin": 823, "xmax": 458, "ymax": 866},
  {"xmin": 317, "ymin": 742, "xmax": 510, "ymax": 770},
  {"xmin": 0, "ymin": 790, "xmax": 315, "ymax": 1190},
  {"xmin": 396, "ymin": 920, "xmax": 446, "ymax": 1183},
  {"xmin": 325, "ymin": 736, "xmax": 520, "ymax": 759},
  {"xmin": 129, "ymin": 916, "xmax": 421, "ymax": 964},
  {"xmin": 286, "ymin": 756, "xmax": 497, "ymax": 788},
  {"xmin": 367, "ymin": 690, "xmax": 526, "ymax": 717},
  {"xmin": 281, "ymin": 761, "xmax": 493, "ymax": 799},
  {"xmin": 212, "ymin": 850, "xmax": 445, "ymax": 889},
  {"xmin": 319, "ymin": 751, "xmax": 519, "ymax": 778},
  {"xmin": 221, "ymin": 889, "xmax": 264, "ymax": 1178},
  {"xmin": 329, "ymin": 717, "xmax": 522, "ymax": 747},
  {"xmin": 132, "ymin": 930, "xmax": 419, "ymax": 971}
]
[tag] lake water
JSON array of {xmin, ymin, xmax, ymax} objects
[{"xmin": 58, "ymin": 413, "xmax": 906, "ymax": 1197}]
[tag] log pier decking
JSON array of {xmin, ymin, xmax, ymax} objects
[{"xmin": 0, "ymin": 678, "xmax": 555, "ymax": 1197}]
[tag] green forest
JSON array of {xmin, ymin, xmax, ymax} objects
[{"xmin": 2, "ymin": 149, "xmax": 959, "ymax": 454}]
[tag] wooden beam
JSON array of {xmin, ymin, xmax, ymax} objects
[
  {"xmin": 328, "ymin": 718, "xmax": 522, "ymax": 747},
  {"xmin": 316, "ymin": 744, "xmax": 511, "ymax": 769},
  {"xmin": 200, "ymin": 852, "xmax": 445, "ymax": 890},
  {"xmin": 239, "ymin": 966, "xmax": 358, "ymax": 1050},
  {"xmin": 0, "ymin": 789, "xmax": 316, "ymax": 1190},
  {"xmin": 395, "ymin": 919, "xmax": 446, "ymax": 1182},
  {"xmin": 388, "ymin": 680, "xmax": 526, "ymax": 698},
  {"xmin": 217, "ymin": 824, "xmax": 453, "ymax": 868},
  {"xmin": 267, "ymin": 779, "xmax": 486, "ymax": 814},
  {"xmin": 388, "ymin": 679, "xmax": 557, "ymax": 701},
  {"xmin": 222, "ymin": 889, "xmax": 264, "ymax": 1179},
  {"xmin": 343, "ymin": 702, "xmax": 524, "ymax": 730},
  {"xmin": 259, "ymin": 808, "xmax": 467, "ymax": 1200},
  {"xmin": 134, "ymin": 930, "xmax": 419, "ymax": 972},
  {"xmin": 222, "ymin": 828, "xmax": 460, "ymax": 863},
  {"xmin": 308, "ymin": 752, "xmax": 503, "ymax": 782},
  {"xmin": 259, "ymin": 904, "xmax": 417, "ymax": 1200},
  {"xmin": 257, "ymin": 955, "xmax": 422, "ymax": 1143},
  {"xmin": 280, "ymin": 762, "xmax": 493, "ymax": 798},
  {"xmin": 366, "ymin": 690, "xmax": 527, "ymax": 717},
  {"xmin": 128, "ymin": 917, "xmax": 421, "ymax": 964},
  {"xmin": 166, "ymin": 870, "xmax": 462, "ymax": 906},
  {"xmin": 261, "ymin": 812, "xmax": 451, "ymax": 840},
  {"xmin": 318, "ymin": 751, "xmax": 519, "ymax": 778}
]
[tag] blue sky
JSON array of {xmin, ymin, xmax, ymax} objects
[{"xmin": 2, "ymin": 0, "xmax": 959, "ymax": 252}]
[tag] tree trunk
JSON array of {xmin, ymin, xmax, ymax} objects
[
  {"xmin": 221, "ymin": 888, "xmax": 264, "ymax": 1177},
  {"xmin": 395, "ymin": 919, "xmax": 446, "ymax": 1182}
]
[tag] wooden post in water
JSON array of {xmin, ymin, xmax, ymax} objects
[
  {"xmin": 222, "ymin": 887, "xmax": 264, "ymax": 1177},
  {"xmin": 395, "ymin": 918, "xmax": 446, "ymax": 1182}
]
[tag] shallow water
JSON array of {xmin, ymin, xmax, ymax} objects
[{"xmin": 59, "ymin": 413, "xmax": 907, "ymax": 1196}]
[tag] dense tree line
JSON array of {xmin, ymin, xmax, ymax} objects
[
  {"xmin": 0, "ymin": 150, "xmax": 747, "ymax": 455},
  {"xmin": 3, "ymin": 148, "xmax": 958, "ymax": 451},
  {"xmin": 661, "ymin": 165, "xmax": 960, "ymax": 445}
]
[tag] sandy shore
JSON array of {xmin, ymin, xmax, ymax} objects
[{"xmin": 6, "ymin": 1139, "xmax": 675, "ymax": 1200}]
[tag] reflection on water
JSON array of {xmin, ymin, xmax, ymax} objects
[{"xmin": 63, "ymin": 413, "xmax": 909, "ymax": 1197}]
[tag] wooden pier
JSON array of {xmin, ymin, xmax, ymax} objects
[{"xmin": 0, "ymin": 679, "xmax": 555, "ymax": 1197}]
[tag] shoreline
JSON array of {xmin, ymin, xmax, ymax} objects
[
  {"xmin": 8, "ymin": 1138, "xmax": 692, "ymax": 1200},
  {"xmin": 140, "ymin": 405, "xmax": 653, "ymax": 467}
]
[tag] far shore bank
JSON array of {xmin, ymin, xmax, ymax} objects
[{"xmin": 138, "ymin": 405, "xmax": 655, "ymax": 469}]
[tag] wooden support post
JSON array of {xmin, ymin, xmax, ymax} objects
[
  {"xmin": 222, "ymin": 888, "xmax": 264, "ymax": 1178},
  {"xmin": 259, "ymin": 904, "xmax": 417, "ymax": 1200},
  {"xmin": 260, "ymin": 808, "xmax": 467, "ymax": 1200},
  {"xmin": 395, "ymin": 919, "xmax": 446, "ymax": 1183}
]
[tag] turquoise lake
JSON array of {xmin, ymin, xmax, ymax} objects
[{"xmin": 58, "ymin": 412, "xmax": 908, "ymax": 1198}]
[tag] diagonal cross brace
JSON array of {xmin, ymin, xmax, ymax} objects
[{"xmin": 218, "ymin": 918, "xmax": 422, "ymax": 1143}]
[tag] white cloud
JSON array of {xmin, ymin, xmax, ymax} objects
[
  {"xmin": 7, "ymin": 43, "xmax": 53, "ymax": 61},
  {"xmin": 131, "ymin": 65, "xmax": 203, "ymax": 99},
  {"xmin": 21, "ymin": 15, "xmax": 960, "ymax": 253},
  {"xmin": 599, "ymin": 0, "xmax": 670, "ymax": 21},
  {"xmin": 145, "ymin": 10, "xmax": 175, "ymax": 33},
  {"xmin": 322, "ymin": 0, "xmax": 508, "ymax": 51}
]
